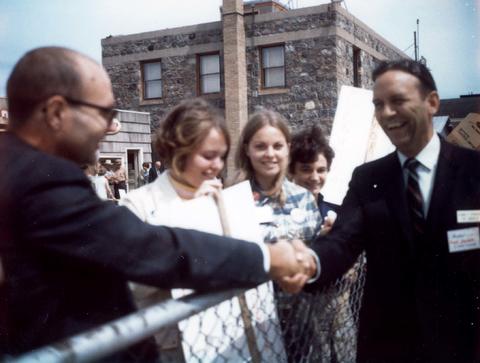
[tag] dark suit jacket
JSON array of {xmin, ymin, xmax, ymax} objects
[
  {"xmin": 317, "ymin": 193, "xmax": 338, "ymax": 221},
  {"xmin": 0, "ymin": 133, "xmax": 268, "ymax": 361},
  {"xmin": 311, "ymin": 139, "xmax": 480, "ymax": 363},
  {"xmin": 148, "ymin": 166, "xmax": 164, "ymax": 183}
]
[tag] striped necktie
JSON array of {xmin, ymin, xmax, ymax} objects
[{"xmin": 404, "ymin": 158, "xmax": 425, "ymax": 235}]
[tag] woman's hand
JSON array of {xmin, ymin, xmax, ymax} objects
[
  {"xmin": 319, "ymin": 210, "xmax": 337, "ymax": 236},
  {"xmin": 194, "ymin": 178, "xmax": 223, "ymax": 198}
]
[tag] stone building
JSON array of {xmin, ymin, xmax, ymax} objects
[{"xmin": 102, "ymin": 0, "xmax": 407, "ymax": 162}]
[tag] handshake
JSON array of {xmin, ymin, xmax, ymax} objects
[{"xmin": 267, "ymin": 240, "xmax": 317, "ymax": 294}]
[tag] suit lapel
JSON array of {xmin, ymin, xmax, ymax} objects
[
  {"xmin": 426, "ymin": 140, "xmax": 458, "ymax": 231},
  {"xmin": 383, "ymin": 152, "xmax": 415, "ymax": 243}
]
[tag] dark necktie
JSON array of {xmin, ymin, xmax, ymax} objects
[{"xmin": 404, "ymin": 158, "xmax": 425, "ymax": 235}]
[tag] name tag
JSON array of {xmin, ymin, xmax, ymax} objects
[
  {"xmin": 255, "ymin": 206, "xmax": 274, "ymax": 224},
  {"xmin": 457, "ymin": 210, "xmax": 480, "ymax": 223},
  {"xmin": 447, "ymin": 227, "xmax": 480, "ymax": 253}
]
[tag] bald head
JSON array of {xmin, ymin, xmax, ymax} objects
[
  {"xmin": 6, "ymin": 46, "xmax": 116, "ymax": 165},
  {"xmin": 6, "ymin": 47, "xmax": 99, "ymax": 129}
]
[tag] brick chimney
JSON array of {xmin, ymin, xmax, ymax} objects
[{"xmin": 222, "ymin": 0, "xmax": 249, "ymax": 174}]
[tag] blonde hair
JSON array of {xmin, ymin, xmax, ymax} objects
[
  {"xmin": 235, "ymin": 109, "xmax": 291, "ymax": 203},
  {"xmin": 155, "ymin": 98, "xmax": 230, "ymax": 177}
]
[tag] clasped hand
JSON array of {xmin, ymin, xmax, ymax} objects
[{"xmin": 268, "ymin": 240, "xmax": 317, "ymax": 294}]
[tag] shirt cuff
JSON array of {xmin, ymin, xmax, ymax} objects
[
  {"xmin": 306, "ymin": 248, "xmax": 321, "ymax": 283},
  {"xmin": 258, "ymin": 242, "xmax": 270, "ymax": 273}
]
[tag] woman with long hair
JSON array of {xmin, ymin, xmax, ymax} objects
[
  {"xmin": 235, "ymin": 109, "xmax": 322, "ymax": 362},
  {"xmin": 235, "ymin": 109, "xmax": 321, "ymax": 243}
]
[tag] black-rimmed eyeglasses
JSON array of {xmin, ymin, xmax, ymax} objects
[{"xmin": 64, "ymin": 96, "xmax": 118, "ymax": 124}]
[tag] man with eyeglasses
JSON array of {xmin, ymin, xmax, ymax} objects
[{"xmin": 0, "ymin": 47, "xmax": 315, "ymax": 362}]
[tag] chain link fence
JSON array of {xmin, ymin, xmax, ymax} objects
[
  {"xmin": 7, "ymin": 255, "xmax": 366, "ymax": 363},
  {"xmin": 156, "ymin": 253, "xmax": 367, "ymax": 363}
]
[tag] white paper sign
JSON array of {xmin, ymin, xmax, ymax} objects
[
  {"xmin": 322, "ymin": 86, "xmax": 394, "ymax": 205},
  {"xmin": 447, "ymin": 227, "xmax": 480, "ymax": 253}
]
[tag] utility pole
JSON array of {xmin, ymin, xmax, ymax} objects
[
  {"xmin": 414, "ymin": 31, "xmax": 417, "ymax": 61},
  {"xmin": 414, "ymin": 19, "xmax": 420, "ymax": 61}
]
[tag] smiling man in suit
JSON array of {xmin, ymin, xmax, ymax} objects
[{"xmin": 304, "ymin": 59, "xmax": 480, "ymax": 362}]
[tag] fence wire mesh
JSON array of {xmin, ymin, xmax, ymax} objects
[{"xmin": 152, "ymin": 253, "xmax": 367, "ymax": 363}]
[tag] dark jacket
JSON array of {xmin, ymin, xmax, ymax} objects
[
  {"xmin": 0, "ymin": 132, "xmax": 268, "ymax": 361},
  {"xmin": 148, "ymin": 165, "xmax": 163, "ymax": 183},
  {"xmin": 311, "ymin": 139, "xmax": 480, "ymax": 362},
  {"xmin": 317, "ymin": 193, "xmax": 338, "ymax": 221}
]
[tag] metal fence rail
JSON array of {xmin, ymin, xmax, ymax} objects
[
  {"xmin": 5, "ymin": 255, "xmax": 366, "ymax": 363},
  {"xmin": 4, "ymin": 289, "xmax": 245, "ymax": 363}
]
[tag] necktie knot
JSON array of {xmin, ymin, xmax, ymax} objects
[{"xmin": 404, "ymin": 158, "xmax": 420, "ymax": 173}]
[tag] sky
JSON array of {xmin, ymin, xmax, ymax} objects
[{"xmin": 0, "ymin": 0, "xmax": 478, "ymax": 99}]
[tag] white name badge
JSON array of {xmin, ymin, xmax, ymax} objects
[
  {"xmin": 457, "ymin": 210, "xmax": 480, "ymax": 223},
  {"xmin": 290, "ymin": 208, "xmax": 306, "ymax": 224},
  {"xmin": 447, "ymin": 227, "xmax": 480, "ymax": 253},
  {"xmin": 255, "ymin": 205, "xmax": 274, "ymax": 224}
]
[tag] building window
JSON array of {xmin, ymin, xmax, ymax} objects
[
  {"xmin": 353, "ymin": 47, "xmax": 361, "ymax": 87},
  {"xmin": 261, "ymin": 45, "xmax": 285, "ymax": 88},
  {"xmin": 198, "ymin": 53, "xmax": 220, "ymax": 94},
  {"xmin": 142, "ymin": 61, "xmax": 162, "ymax": 99}
]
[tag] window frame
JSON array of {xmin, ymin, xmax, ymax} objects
[
  {"xmin": 260, "ymin": 44, "xmax": 286, "ymax": 89},
  {"xmin": 353, "ymin": 47, "xmax": 361, "ymax": 87},
  {"xmin": 141, "ymin": 60, "xmax": 163, "ymax": 100},
  {"xmin": 197, "ymin": 52, "xmax": 221, "ymax": 95}
]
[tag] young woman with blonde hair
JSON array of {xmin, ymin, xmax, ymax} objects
[
  {"xmin": 235, "ymin": 109, "xmax": 322, "ymax": 362},
  {"xmin": 235, "ymin": 109, "xmax": 321, "ymax": 243}
]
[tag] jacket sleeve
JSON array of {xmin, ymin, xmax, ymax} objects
[
  {"xmin": 310, "ymin": 167, "xmax": 366, "ymax": 286},
  {"xmin": 19, "ymin": 169, "xmax": 268, "ymax": 290}
]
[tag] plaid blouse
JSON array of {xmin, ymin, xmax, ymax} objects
[{"xmin": 251, "ymin": 179, "xmax": 322, "ymax": 245}]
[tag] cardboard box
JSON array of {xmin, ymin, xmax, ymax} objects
[{"xmin": 446, "ymin": 113, "xmax": 480, "ymax": 150}]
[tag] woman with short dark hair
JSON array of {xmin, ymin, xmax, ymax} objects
[{"xmin": 289, "ymin": 125, "xmax": 337, "ymax": 228}]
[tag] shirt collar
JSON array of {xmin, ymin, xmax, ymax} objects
[{"xmin": 397, "ymin": 133, "xmax": 440, "ymax": 171}]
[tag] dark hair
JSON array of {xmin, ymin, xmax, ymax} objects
[
  {"xmin": 372, "ymin": 59, "xmax": 437, "ymax": 96},
  {"xmin": 289, "ymin": 125, "xmax": 334, "ymax": 174},
  {"xmin": 235, "ymin": 109, "xmax": 291, "ymax": 200},
  {"xmin": 6, "ymin": 47, "xmax": 85, "ymax": 128},
  {"xmin": 155, "ymin": 98, "xmax": 230, "ymax": 175}
]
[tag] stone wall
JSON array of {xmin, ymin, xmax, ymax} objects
[
  {"xmin": 246, "ymin": 36, "xmax": 338, "ymax": 134},
  {"xmin": 102, "ymin": 23, "xmax": 224, "ymax": 133},
  {"xmin": 102, "ymin": 3, "xmax": 407, "ymax": 139}
]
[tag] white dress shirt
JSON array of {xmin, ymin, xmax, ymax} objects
[{"xmin": 313, "ymin": 133, "xmax": 442, "ymax": 281}]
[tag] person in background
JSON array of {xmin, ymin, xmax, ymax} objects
[
  {"xmin": 139, "ymin": 162, "xmax": 150, "ymax": 186},
  {"xmin": 112, "ymin": 159, "xmax": 127, "ymax": 198},
  {"xmin": 103, "ymin": 159, "xmax": 115, "ymax": 191},
  {"xmin": 83, "ymin": 163, "xmax": 115, "ymax": 201},
  {"xmin": 234, "ymin": 109, "xmax": 322, "ymax": 363},
  {"xmin": 0, "ymin": 46, "xmax": 313, "ymax": 362},
  {"xmin": 289, "ymin": 125, "xmax": 338, "ymax": 233},
  {"xmin": 149, "ymin": 160, "xmax": 163, "ymax": 183}
]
